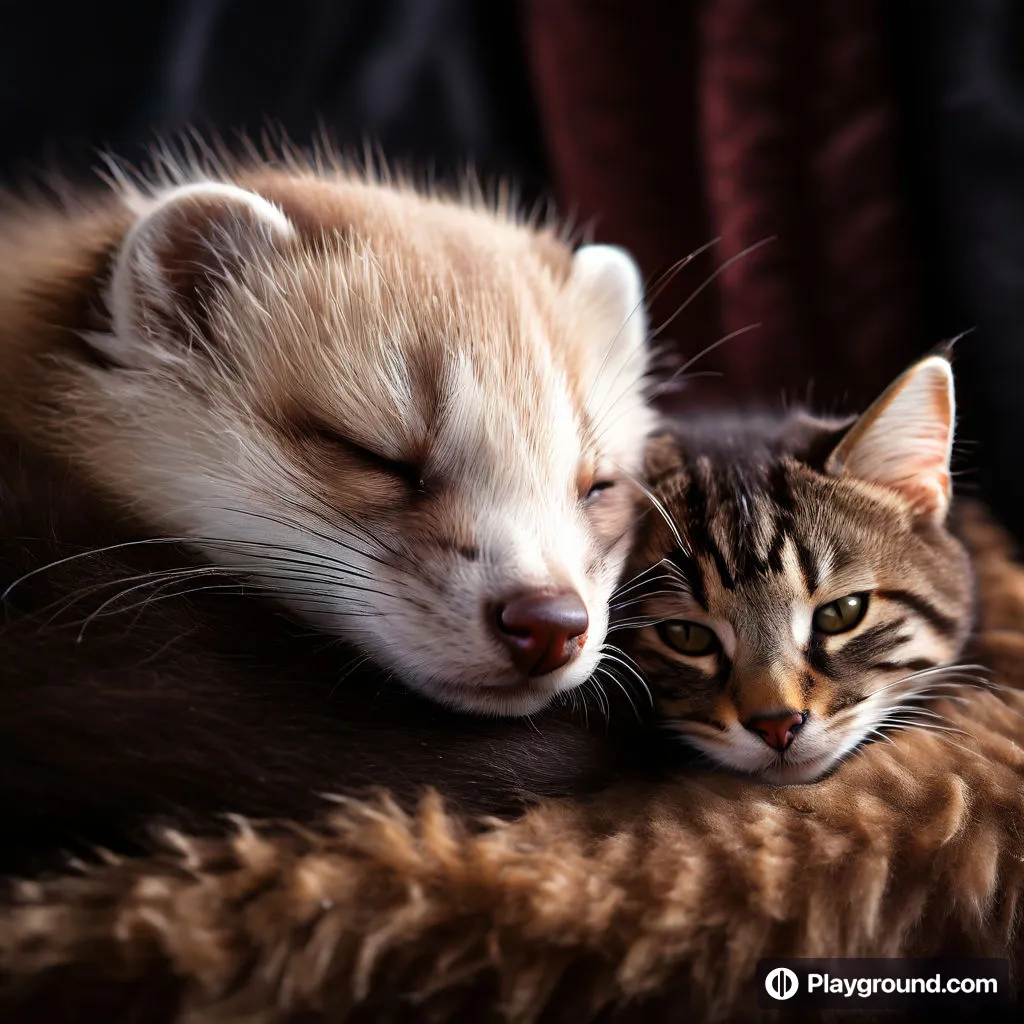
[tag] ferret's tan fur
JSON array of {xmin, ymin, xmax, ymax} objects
[{"xmin": 0, "ymin": 151, "xmax": 655, "ymax": 713}]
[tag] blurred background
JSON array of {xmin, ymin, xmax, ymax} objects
[{"xmin": 1, "ymin": 0, "xmax": 1021, "ymax": 541}]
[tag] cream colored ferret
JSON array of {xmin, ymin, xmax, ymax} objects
[{"xmin": 0, "ymin": 154, "xmax": 656, "ymax": 715}]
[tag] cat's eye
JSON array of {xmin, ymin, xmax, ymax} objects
[
  {"xmin": 657, "ymin": 620, "xmax": 720, "ymax": 657},
  {"xmin": 812, "ymin": 593, "xmax": 868, "ymax": 635}
]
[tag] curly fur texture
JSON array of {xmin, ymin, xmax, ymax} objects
[{"xmin": 2, "ymin": 502, "xmax": 1023, "ymax": 1023}]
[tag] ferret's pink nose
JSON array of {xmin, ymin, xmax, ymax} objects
[{"xmin": 492, "ymin": 590, "xmax": 589, "ymax": 677}]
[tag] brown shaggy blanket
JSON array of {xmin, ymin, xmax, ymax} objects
[{"xmin": 2, "ymin": 501, "xmax": 1023, "ymax": 1022}]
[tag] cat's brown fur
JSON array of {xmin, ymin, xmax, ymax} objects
[
  {"xmin": 0, "ymin": 501, "xmax": 1021, "ymax": 1023},
  {"xmin": 620, "ymin": 355, "xmax": 975, "ymax": 783}
]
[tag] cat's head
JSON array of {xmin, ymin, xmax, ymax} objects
[{"xmin": 620, "ymin": 352, "xmax": 974, "ymax": 784}]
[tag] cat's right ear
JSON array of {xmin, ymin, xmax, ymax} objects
[
  {"xmin": 825, "ymin": 353, "xmax": 956, "ymax": 521},
  {"xmin": 97, "ymin": 183, "xmax": 296, "ymax": 367}
]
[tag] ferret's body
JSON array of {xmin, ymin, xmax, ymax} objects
[{"xmin": 0, "ymin": 154, "xmax": 655, "ymax": 715}]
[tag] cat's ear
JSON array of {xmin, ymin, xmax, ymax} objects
[
  {"xmin": 642, "ymin": 428, "xmax": 686, "ymax": 483},
  {"xmin": 778, "ymin": 411, "xmax": 857, "ymax": 470},
  {"xmin": 101, "ymin": 183, "xmax": 296, "ymax": 365},
  {"xmin": 825, "ymin": 353, "xmax": 956, "ymax": 519},
  {"xmin": 570, "ymin": 244, "xmax": 648, "ymax": 374}
]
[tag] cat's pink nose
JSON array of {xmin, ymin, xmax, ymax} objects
[
  {"xmin": 492, "ymin": 590, "xmax": 589, "ymax": 677},
  {"xmin": 746, "ymin": 711, "xmax": 806, "ymax": 751}
]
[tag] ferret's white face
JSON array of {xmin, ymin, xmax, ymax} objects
[{"xmin": 77, "ymin": 178, "xmax": 654, "ymax": 714}]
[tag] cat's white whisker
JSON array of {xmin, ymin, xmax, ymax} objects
[
  {"xmin": 596, "ymin": 645, "xmax": 654, "ymax": 710},
  {"xmin": 610, "ymin": 463, "xmax": 688, "ymax": 555},
  {"xmin": 593, "ymin": 666, "xmax": 641, "ymax": 721}
]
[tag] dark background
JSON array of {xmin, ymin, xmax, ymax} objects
[{"xmin": 1, "ymin": 0, "xmax": 1021, "ymax": 542}]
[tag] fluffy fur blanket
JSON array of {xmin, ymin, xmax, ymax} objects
[{"xmin": 2, "ymin": 502, "xmax": 1023, "ymax": 1023}]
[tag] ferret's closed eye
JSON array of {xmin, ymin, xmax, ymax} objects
[
  {"xmin": 584, "ymin": 480, "xmax": 615, "ymax": 503},
  {"xmin": 307, "ymin": 422, "xmax": 426, "ymax": 491},
  {"xmin": 812, "ymin": 593, "xmax": 868, "ymax": 635},
  {"xmin": 656, "ymin": 620, "xmax": 720, "ymax": 657}
]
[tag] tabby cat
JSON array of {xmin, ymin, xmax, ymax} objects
[{"xmin": 619, "ymin": 350, "xmax": 975, "ymax": 783}]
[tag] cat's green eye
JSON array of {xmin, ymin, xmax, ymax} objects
[
  {"xmin": 657, "ymin": 620, "xmax": 720, "ymax": 657},
  {"xmin": 812, "ymin": 593, "xmax": 868, "ymax": 635}
]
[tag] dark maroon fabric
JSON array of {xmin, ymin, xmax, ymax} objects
[
  {"xmin": 521, "ymin": 0, "xmax": 922, "ymax": 413},
  {"xmin": 518, "ymin": 0, "xmax": 721, "ymax": 397}
]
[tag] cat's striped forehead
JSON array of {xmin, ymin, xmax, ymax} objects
[
  {"xmin": 627, "ymin": 419, "xmax": 972, "ymax": 718},
  {"xmin": 649, "ymin": 442, "xmax": 959, "ymax": 621},
  {"xmin": 671, "ymin": 455, "xmax": 853, "ymax": 594}
]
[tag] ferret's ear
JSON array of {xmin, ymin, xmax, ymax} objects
[
  {"xmin": 103, "ymin": 183, "xmax": 295, "ymax": 364},
  {"xmin": 570, "ymin": 244, "xmax": 647, "ymax": 365},
  {"xmin": 824, "ymin": 353, "xmax": 956, "ymax": 521}
]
